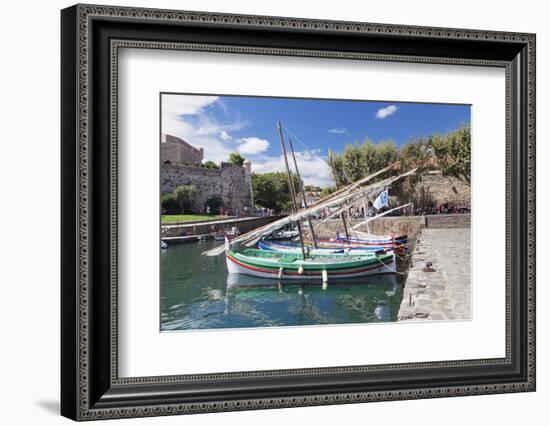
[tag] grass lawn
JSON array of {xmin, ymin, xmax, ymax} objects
[{"xmin": 161, "ymin": 214, "xmax": 220, "ymax": 224}]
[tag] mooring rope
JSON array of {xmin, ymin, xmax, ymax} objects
[{"xmin": 376, "ymin": 257, "xmax": 407, "ymax": 276}]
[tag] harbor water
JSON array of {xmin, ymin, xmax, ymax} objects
[{"xmin": 161, "ymin": 240, "xmax": 406, "ymax": 331}]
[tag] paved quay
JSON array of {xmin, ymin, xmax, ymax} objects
[{"xmin": 398, "ymin": 227, "xmax": 471, "ymax": 322}]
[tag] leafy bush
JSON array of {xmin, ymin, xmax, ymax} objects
[
  {"xmin": 173, "ymin": 184, "xmax": 196, "ymax": 214},
  {"xmin": 161, "ymin": 193, "xmax": 179, "ymax": 215},
  {"xmin": 252, "ymin": 172, "xmax": 301, "ymax": 212},
  {"xmin": 320, "ymin": 186, "xmax": 336, "ymax": 198},
  {"xmin": 203, "ymin": 161, "xmax": 219, "ymax": 169},
  {"xmin": 228, "ymin": 152, "xmax": 245, "ymax": 166}
]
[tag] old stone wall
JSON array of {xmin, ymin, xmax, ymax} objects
[
  {"xmin": 425, "ymin": 214, "xmax": 470, "ymax": 228},
  {"xmin": 413, "ymin": 171, "xmax": 471, "ymax": 208},
  {"xmin": 312, "ymin": 214, "xmax": 470, "ymax": 240},
  {"xmin": 161, "ymin": 162, "xmax": 253, "ymax": 215},
  {"xmin": 220, "ymin": 163, "xmax": 253, "ymax": 215},
  {"xmin": 313, "ymin": 217, "xmax": 424, "ymax": 240},
  {"xmin": 162, "ymin": 215, "xmax": 284, "ymax": 237}
]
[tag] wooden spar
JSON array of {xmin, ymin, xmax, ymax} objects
[
  {"xmin": 328, "ymin": 149, "xmax": 351, "ymax": 241},
  {"xmin": 277, "ymin": 121, "xmax": 307, "ymax": 259},
  {"xmin": 288, "ymin": 137, "xmax": 318, "ymax": 248},
  {"xmin": 322, "ymin": 161, "xmax": 399, "ymax": 204},
  {"xmin": 351, "ymin": 202, "xmax": 413, "ymax": 230},
  {"xmin": 362, "ymin": 199, "xmax": 370, "ymax": 236},
  {"xmin": 341, "ymin": 209, "xmax": 351, "ymax": 241},
  {"xmin": 312, "ymin": 192, "xmax": 369, "ymax": 230}
]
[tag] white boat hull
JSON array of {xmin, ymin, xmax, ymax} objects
[{"xmin": 226, "ymin": 252, "xmax": 396, "ymax": 280}]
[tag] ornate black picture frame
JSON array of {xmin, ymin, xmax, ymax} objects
[{"xmin": 61, "ymin": 4, "xmax": 536, "ymax": 421}]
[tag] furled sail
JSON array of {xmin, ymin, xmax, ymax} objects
[{"xmin": 202, "ymin": 166, "xmax": 417, "ymax": 256}]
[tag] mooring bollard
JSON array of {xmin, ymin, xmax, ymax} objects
[{"xmin": 423, "ymin": 261, "xmax": 436, "ymax": 272}]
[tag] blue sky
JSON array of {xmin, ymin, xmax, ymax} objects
[{"xmin": 161, "ymin": 93, "xmax": 470, "ymax": 187}]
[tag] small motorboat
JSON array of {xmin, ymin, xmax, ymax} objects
[{"xmin": 213, "ymin": 226, "xmax": 240, "ymax": 241}]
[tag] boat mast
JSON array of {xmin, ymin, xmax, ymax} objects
[
  {"xmin": 288, "ymin": 137, "xmax": 318, "ymax": 248},
  {"xmin": 277, "ymin": 121, "xmax": 307, "ymax": 259},
  {"xmin": 328, "ymin": 149, "xmax": 351, "ymax": 241}
]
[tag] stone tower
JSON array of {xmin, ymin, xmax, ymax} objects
[{"xmin": 243, "ymin": 159, "xmax": 254, "ymax": 215}]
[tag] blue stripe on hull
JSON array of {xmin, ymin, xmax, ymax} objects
[{"xmin": 258, "ymin": 240, "xmax": 390, "ymax": 254}]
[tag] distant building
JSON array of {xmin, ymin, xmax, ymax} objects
[
  {"xmin": 305, "ymin": 190, "xmax": 321, "ymax": 206},
  {"xmin": 161, "ymin": 133, "xmax": 204, "ymax": 165}
]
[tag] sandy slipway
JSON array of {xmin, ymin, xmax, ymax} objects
[{"xmin": 398, "ymin": 228, "xmax": 471, "ymax": 321}]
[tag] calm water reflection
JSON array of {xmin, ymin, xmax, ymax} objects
[{"xmin": 161, "ymin": 240, "xmax": 405, "ymax": 331}]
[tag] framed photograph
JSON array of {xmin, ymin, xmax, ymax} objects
[{"xmin": 61, "ymin": 4, "xmax": 536, "ymax": 421}]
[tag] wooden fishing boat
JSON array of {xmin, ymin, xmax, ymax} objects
[
  {"xmin": 257, "ymin": 239, "xmax": 392, "ymax": 254},
  {"xmin": 226, "ymin": 248, "xmax": 396, "ymax": 280},
  {"xmin": 314, "ymin": 236, "xmax": 406, "ymax": 250},
  {"xmin": 315, "ymin": 240, "xmax": 406, "ymax": 255},
  {"xmin": 333, "ymin": 232, "xmax": 407, "ymax": 245}
]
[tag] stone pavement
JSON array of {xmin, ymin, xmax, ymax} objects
[{"xmin": 398, "ymin": 228, "xmax": 471, "ymax": 321}]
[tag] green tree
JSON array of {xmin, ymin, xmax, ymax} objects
[
  {"xmin": 173, "ymin": 184, "xmax": 196, "ymax": 214},
  {"xmin": 228, "ymin": 152, "xmax": 245, "ymax": 166},
  {"xmin": 161, "ymin": 193, "xmax": 179, "ymax": 214},
  {"xmin": 399, "ymin": 138, "xmax": 429, "ymax": 169},
  {"xmin": 440, "ymin": 125, "xmax": 471, "ymax": 180},
  {"xmin": 342, "ymin": 143, "xmax": 366, "ymax": 182},
  {"xmin": 327, "ymin": 125, "xmax": 470, "ymax": 188},
  {"xmin": 331, "ymin": 137, "xmax": 398, "ymax": 185},
  {"xmin": 361, "ymin": 138, "xmax": 378, "ymax": 174},
  {"xmin": 328, "ymin": 150, "xmax": 347, "ymax": 187},
  {"xmin": 252, "ymin": 172, "xmax": 300, "ymax": 212},
  {"xmin": 320, "ymin": 186, "xmax": 336, "ymax": 198},
  {"xmin": 203, "ymin": 160, "xmax": 219, "ymax": 169},
  {"xmin": 374, "ymin": 139, "xmax": 399, "ymax": 171},
  {"xmin": 398, "ymin": 124, "xmax": 470, "ymax": 180}
]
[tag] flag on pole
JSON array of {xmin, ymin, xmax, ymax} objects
[{"xmin": 373, "ymin": 189, "xmax": 389, "ymax": 210}]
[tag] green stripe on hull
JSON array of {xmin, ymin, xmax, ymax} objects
[{"xmin": 229, "ymin": 248, "xmax": 393, "ymax": 272}]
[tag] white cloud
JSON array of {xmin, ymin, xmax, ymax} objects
[
  {"xmin": 252, "ymin": 150, "xmax": 333, "ymax": 188},
  {"xmin": 376, "ymin": 105, "xmax": 398, "ymax": 119},
  {"xmin": 237, "ymin": 137, "xmax": 270, "ymax": 155},
  {"xmin": 161, "ymin": 94, "xmax": 247, "ymax": 163},
  {"xmin": 195, "ymin": 118, "xmax": 247, "ymax": 137},
  {"xmin": 162, "ymin": 94, "xmax": 219, "ymax": 117},
  {"xmin": 328, "ymin": 128, "xmax": 348, "ymax": 134},
  {"xmin": 219, "ymin": 131, "xmax": 232, "ymax": 141}
]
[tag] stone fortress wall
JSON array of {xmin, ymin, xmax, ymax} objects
[{"xmin": 161, "ymin": 134, "xmax": 254, "ymax": 215}]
